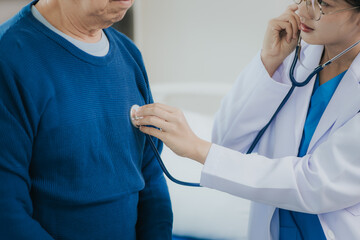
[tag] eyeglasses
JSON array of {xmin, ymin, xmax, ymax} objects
[{"xmin": 294, "ymin": 0, "xmax": 360, "ymax": 21}]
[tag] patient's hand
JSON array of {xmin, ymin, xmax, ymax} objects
[{"xmin": 135, "ymin": 103, "xmax": 211, "ymax": 164}]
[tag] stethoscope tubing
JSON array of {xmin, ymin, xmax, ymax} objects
[
  {"xmin": 146, "ymin": 134, "xmax": 201, "ymax": 187},
  {"xmin": 147, "ymin": 37, "xmax": 360, "ymax": 188},
  {"xmin": 247, "ymin": 42, "xmax": 320, "ymax": 154},
  {"xmin": 248, "ymin": 38, "xmax": 360, "ymax": 154}
]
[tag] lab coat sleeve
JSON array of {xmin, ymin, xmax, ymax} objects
[
  {"xmin": 201, "ymin": 113, "xmax": 360, "ymax": 214},
  {"xmin": 0, "ymin": 61, "xmax": 54, "ymax": 239},
  {"xmin": 212, "ymin": 51, "xmax": 292, "ymax": 152}
]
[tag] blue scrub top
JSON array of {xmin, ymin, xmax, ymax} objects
[{"xmin": 279, "ymin": 71, "xmax": 346, "ymax": 240}]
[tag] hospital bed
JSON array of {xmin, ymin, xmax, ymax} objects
[{"xmin": 151, "ymin": 83, "xmax": 250, "ymax": 240}]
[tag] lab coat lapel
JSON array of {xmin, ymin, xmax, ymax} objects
[
  {"xmin": 289, "ymin": 43, "xmax": 323, "ymax": 150},
  {"xmin": 308, "ymin": 52, "xmax": 360, "ymax": 152}
]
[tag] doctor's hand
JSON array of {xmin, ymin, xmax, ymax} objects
[
  {"xmin": 134, "ymin": 103, "xmax": 212, "ymax": 164},
  {"xmin": 261, "ymin": 4, "xmax": 300, "ymax": 77}
]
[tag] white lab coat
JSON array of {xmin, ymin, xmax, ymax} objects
[{"xmin": 200, "ymin": 42, "xmax": 360, "ymax": 240}]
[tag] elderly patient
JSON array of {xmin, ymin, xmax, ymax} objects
[{"xmin": 0, "ymin": 0, "xmax": 172, "ymax": 239}]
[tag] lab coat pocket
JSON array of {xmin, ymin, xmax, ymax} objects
[{"xmin": 345, "ymin": 203, "xmax": 360, "ymax": 216}]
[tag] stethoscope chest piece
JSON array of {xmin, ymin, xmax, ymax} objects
[
  {"xmin": 130, "ymin": 104, "xmax": 141, "ymax": 128},
  {"xmin": 129, "ymin": 103, "xmax": 201, "ymax": 187}
]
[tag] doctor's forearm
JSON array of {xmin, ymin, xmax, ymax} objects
[{"xmin": 191, "ymin": 138, "xmax": 212, "ymax": 165}]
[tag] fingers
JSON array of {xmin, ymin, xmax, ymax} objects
[
  {"xmin": 287, "ymin": 15, "xmax": 300, "ymax": 39},
  {"xmin": 271, "ymin": 20, "xmax": 293, "ymax": 43},
  {"xmin": 136, "ymin": 114, "xmax": 170, "ymax": 132},
  {"xmin": 261, "ymin": 4, "xmax": 300, "ymax": 76},
  {"xmin": 136, "ymin": 103, "xmax": 181, "ymax": 122},
  {"xmin": 274, "ymin": 5, "xmax": 301, "ymax": 41},
  {"xmin": 287, "ymin": 5, "xmax": 301, "ymax": 38},
  {"xmin": 134, "ymin": 103, "xmax": 183, "ymax": 131},
  {"xmin": 272, "ymin": 14, "xmax": 300, "ymax": 43},
  {"xmin": 139, "ymin": 126, "xmax": 165, "ymax": 141},
  {"xmin": 141, "ymin": 103, "xmax": 177, "ymax": 114},
  {"xmin": 287, "ymin": 3, "xmax": 299, "ymax": 11}
]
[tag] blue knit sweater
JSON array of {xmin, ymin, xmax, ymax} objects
[{"xmin": 0, "ymin": 2, "xmax": 172, "ymax": 239}]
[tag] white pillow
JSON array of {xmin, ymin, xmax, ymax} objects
[{"xmin": 161, "ymin": 111, "xmax": 250, "ymax": 240}]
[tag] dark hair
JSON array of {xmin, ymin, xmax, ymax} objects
[{"xmin": 344, "ymin": 0, "xmax": 360, "ymax": 11}]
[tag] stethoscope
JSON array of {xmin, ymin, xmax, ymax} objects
[
  {"xmin": 130, "ymin": 104, "xmax": 201, "ymax": 187},
  {"xmin": 130, "ymin": 36, "xmax": 360, "ymax": 188}
]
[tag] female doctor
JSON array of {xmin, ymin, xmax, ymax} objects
[{"xmin": 134, "ymin": 0, "xmax": 360, "ymax": 239}]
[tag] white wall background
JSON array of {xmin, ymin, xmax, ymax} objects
[
  {"xmin": 1, "ymin": 0, "xmax": 292, "ymax": 88},
  {"xmin": 132, "ymin": 0, "xmax": 292, "ymax": 116},
  {"xmin": 0, "ymin": 0, "xmax": 31, "ymax": 24},
  {"xmin": 133, "ymin": 0, "xmax": 292, "ymax": 87}
]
